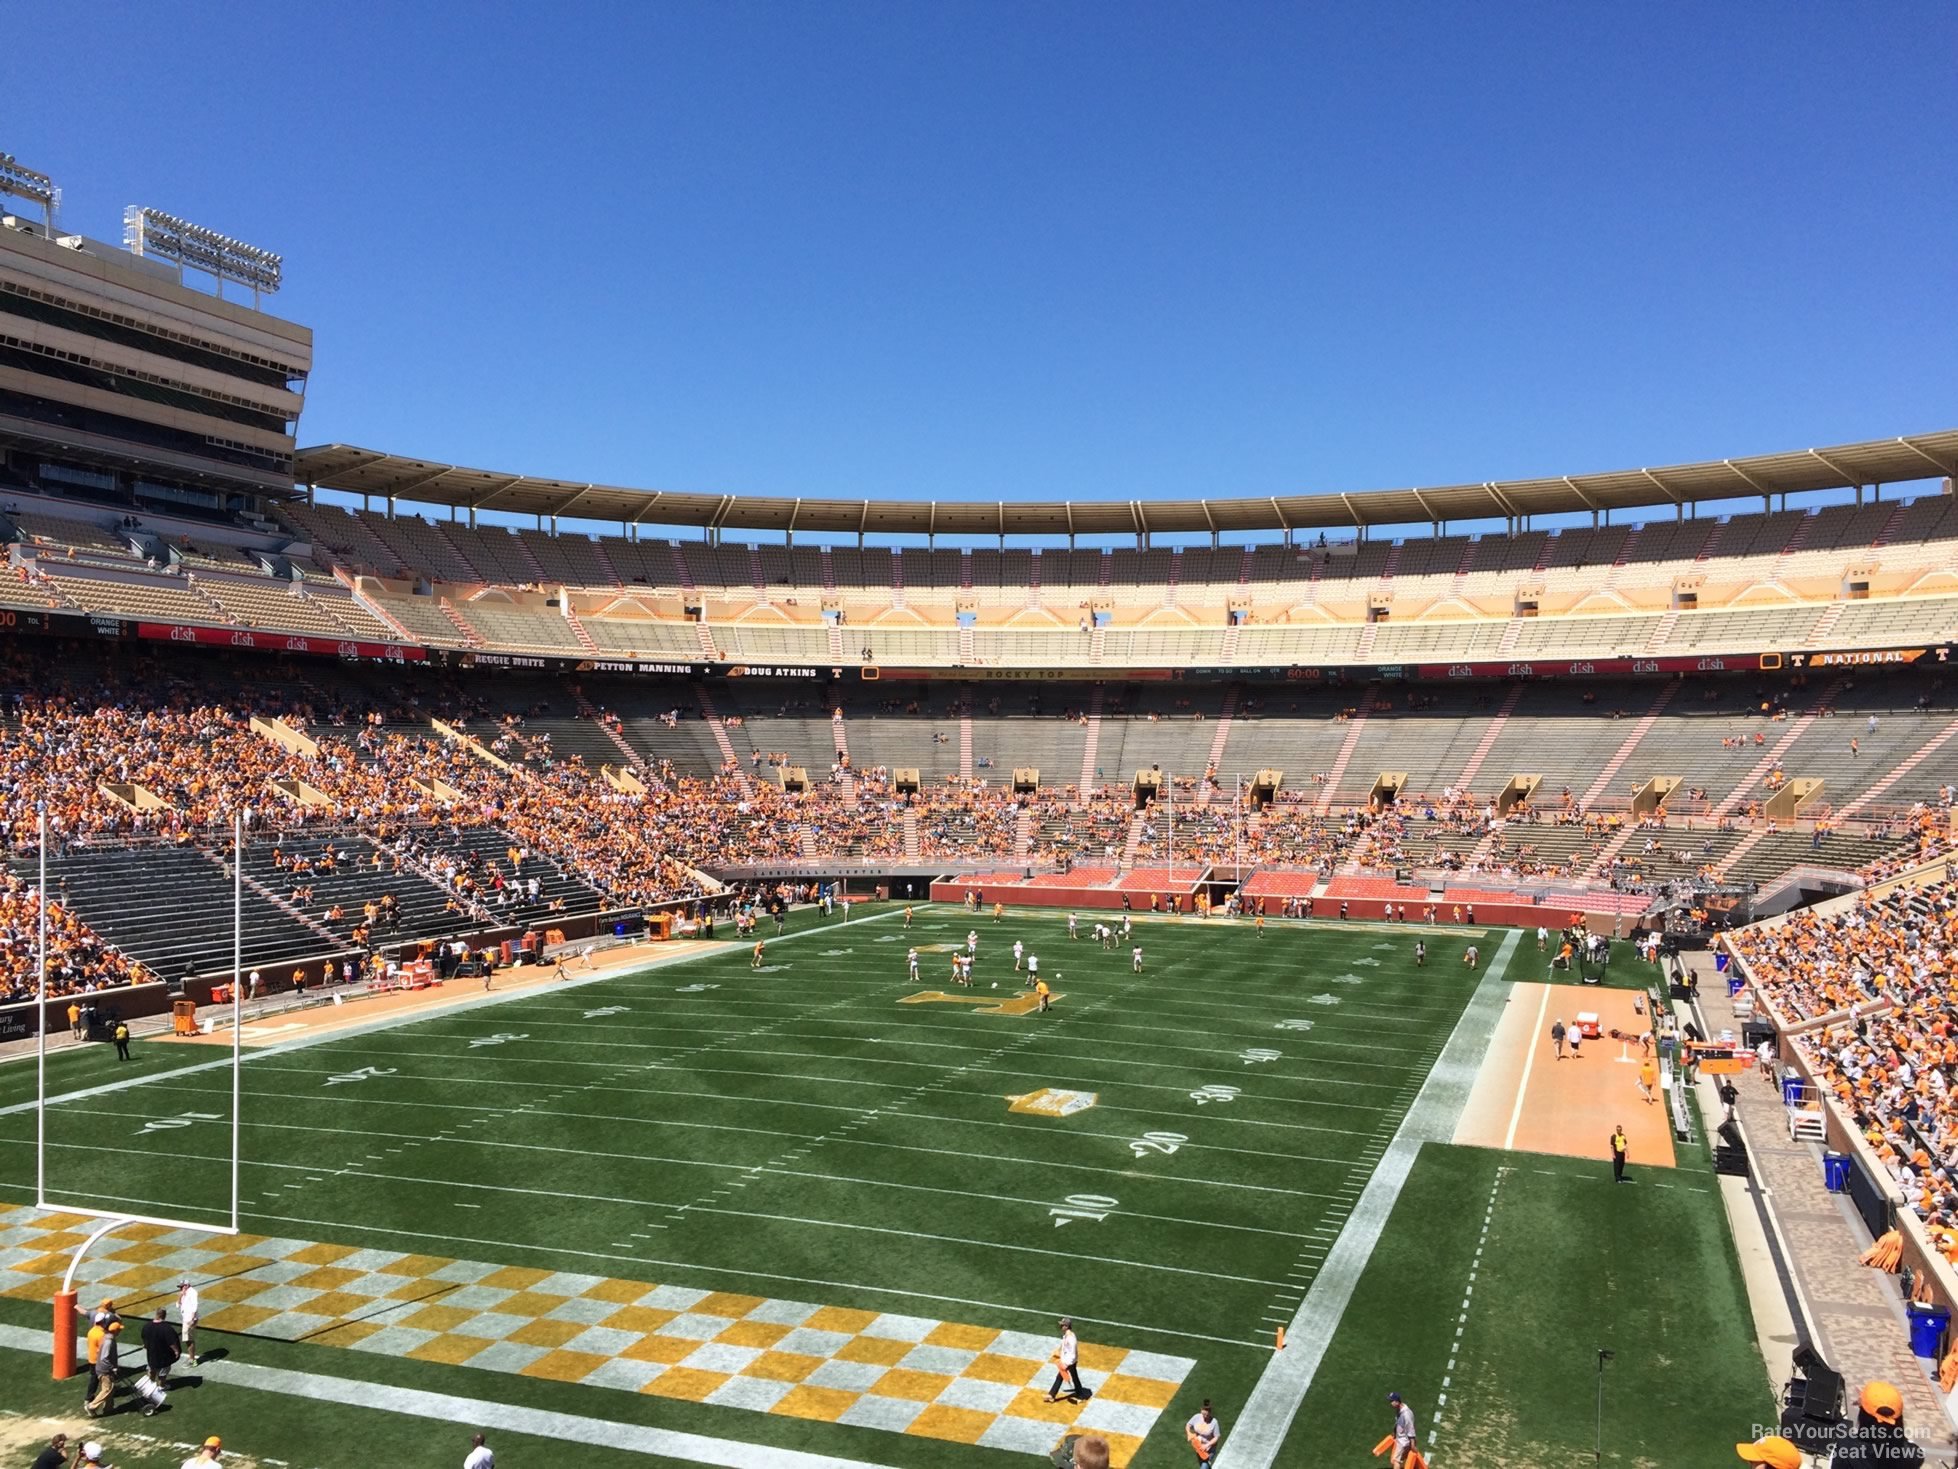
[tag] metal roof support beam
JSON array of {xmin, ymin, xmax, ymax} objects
[
  {"xmin": 1481, "ymin": 481, "xmax": 1521, "ymax": 527},
  {"xmin": 1807, "ymin": 448, "xmax": 1862, "ymax": 495},
  {"xmin": 1559, "ymin": 476, "xmax": 1600, "ymax": 513},
  {"xmin": 1638, "ymin": 469, "xmax": 1682, "ymax": 508},
  {"xmin": 1721, "ymin": 459, "xmax": 1774, "ymax": 512},
  {"xmin": 1897, "ymin": 436, "xmax": 1958, "ymax": 479}
]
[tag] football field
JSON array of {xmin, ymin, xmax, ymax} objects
[{"xmin": 0, "ymin": 904, "xmax": 1766, "ymax": 1467}]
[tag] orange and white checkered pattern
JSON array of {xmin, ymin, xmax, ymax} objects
[{"xmin": 0, "ymin": 1204, "xmax": 1192, "ymax": 1464}]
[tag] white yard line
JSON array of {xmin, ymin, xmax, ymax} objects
[{"xmin": 1218, "ymin": 929, "xmax": 1521, "ymax": 1469}]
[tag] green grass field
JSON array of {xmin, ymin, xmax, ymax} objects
[{"xmin": 0, "ymin": 906, "xmax": 1767, "ymax": 1468}]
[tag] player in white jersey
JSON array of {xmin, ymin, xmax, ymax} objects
[
  {"xmin": 1067, "ymin": 913, "xmax": 1078, "ymax": 940},
  {"xmin": 1013, "ymin": 940, "xmax": 1024, "ymax": 971},
  {"xmin": 907, "ymin": 948, "xmax": 920, "ymax": 981},
  {"xmin": 1132, "ymin": 945, "xmax": 1143, "ymax": 972}
]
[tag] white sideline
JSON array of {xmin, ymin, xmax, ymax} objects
[
  {"xmin": 0, "ymin": 904, "xmax": 906, "ymax": 1121},
  {"xmin": 1503, "ymin": 981, "xmax": 1552, "ymax": 1149},
  {"xmin": 0, "ymin": 1322, "xmax": 905, "ymax": 1469},
  {"xmin": 1218, "ymin": 928, "xmax": 1521, "ymax": 1469}
]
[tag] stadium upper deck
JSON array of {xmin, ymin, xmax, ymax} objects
[{"xmin": 0, "ymin": 430, "xmax": 1953, "ymax": 673}]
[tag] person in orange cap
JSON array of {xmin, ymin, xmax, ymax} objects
[
  {"xmin": 1735, "ymin": 1433, "xmax": 1803, "ymax": 1468},
  {"xmin": 1838, "ymin": 1379, "xmax": 1920, "ymax": 1466}
]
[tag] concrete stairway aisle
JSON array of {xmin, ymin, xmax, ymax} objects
[
  {"xmin": 562, "ymin": 605, "xmax": 600, "ymax": 654},
  {"xmin": 694, "ymin": 622, "xmax": 718, "ymax": 660},
  {"xmin": 1089, "ymin": 626, "xmax": 1107, "ymax": 664},
  {"xmin": 959, "ymin": 701, "xmax": 974, "ymax": 781},
  {"xmin": 1642, "ymin": 611, "xmax": 1680, "ymax": 652},
  {"xmin": 1871, "ymin": 499, "xmax": 1911, "ymax": 548},
  {"xmin": 1121, "ymin": 809, "xmax": 1146, "ymax": 870},
  {"xmin": 1580, "ymin": 680, "xmax": 1679, "ymax": 808},
  {"xmin": 1012, "ymin": 808, "xmax": 1033, "ymax": 863},
  {"xmin": 1711, "ymin": 677, "xmax": 1845, "ymax": 820},
  {"xmin": 1316, "ymin": 687, "xmax": 1375, "ymax": 813},
  {"xmin": 1497, "ymin": 620, "xmax": 1522, "ymax": 655},
  {"xmin": 1449, "ymin": 539, "xmax": 1477, "ymax": 600},
  {"xmin": 1204, "ymin": 684, "xmax": 1240, "ymax": 776},
  {"xmin": 1580, "ymin": 822, "xmax": 1640, "ymax": 881},
  {"xmin": 1708, "ymin": 827, "xmax": 1769, "ymax": 879},
  {"xmin": 1807, "ymin": 602, "xmax": 1846, "ymax": 643},
  {"xmin": 514, "ymin": 533, "xmax": 551, "ymax": 583},
  {"xmin": 437, "ymin": 598, "xmax": 484, "ymax": 647},
  {"xmin": 574, "ymin": 689, "xmax": 643, "ymax": 769},
  {"xmin": 339, "ymin": 581, "xmax": 416, "ymax": 643},
  {"xmin": 747, "ymin": 545, "xmax": 766, "ymax": 593},
  {"xmin": 830, "ymin": 703, "xmax": 851, "ymax": 768},
  {"xmin": 826, "ymin": 622, "xmax": 845, "ymax": 662},
  {"xmin": 1837, "ymin": 715, "xmax": 1958, "ymax": 818},
  {"xmin": 668, "ymin": 544, "xmax": 695, "ymax": 593},
  {"xmin": 1078, "ymin": 687, "xmax": 1105, "ymax": 799},
  {"xmin": 591, "ymin": 539, "xmax": 623, "ymax": 587},
  {"xmin": 693, "ymin": 685, "xmax": 751, "ymax": 792},
  {"xmin": 434, "ymin": 523, "xmax": 487, "ymax": 582},
  {"xmin": 198, "ymin": 846, "xmax": 342, "ymax": 952},
  {"xmin": 1220, "ymin": 623, "xmax": 1241, "ymax": 662},
  {"xmin": 958, "ymin": 627, "xmax": 975, "ymax": 664},
  {"xmin": 1452, "ymin": 683, "xmax": 1522, "ymax": 793},
  {"xmin": 1354, "ymin": 623, "xmax": 1379, "ymax": 660},
  {"xmin": 902, "ymin": 809, "xmax": 921, "ymax": 861}
]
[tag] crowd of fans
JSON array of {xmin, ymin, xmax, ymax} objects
[
  {"xmin": 1731, "ymin": 879, "xmax": 1958, "ymax": 1233},
  {"xmin": 0, "ymin": 637, "xmax": 1952, "ymax": 1016}
]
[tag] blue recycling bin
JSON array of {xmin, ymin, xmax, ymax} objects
[
  {"xmin": 1782, "ymin": 1075, "xmax": 1805, "ymax": 1108},
  {"xmin": 1822, "ymin": 1151, "xmax": 1850, "ymax": 1192},
  {"xmin": 1909, "ymin": 1302, "xmax": 1950, "ymax": 1359},
  {"xmin": 1729, "ymin": 975, "xmax": 1746, "ymax": 997},
  {"xmin": 1715, "ymin": 952, "xmax": 1731, "ymax": 973}
]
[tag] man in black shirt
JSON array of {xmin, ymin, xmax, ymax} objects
[
  {"xmin": 1830, "ymin": 1379, "xmax": 1925, "ymax": 1466},
  {"xmin": 30, "ymin": 1433, "xmax": 69, "ymax": 1469},
  {"xmin": 141, "ymin": 1306, "xmax": 181, "ymax": 1383}
]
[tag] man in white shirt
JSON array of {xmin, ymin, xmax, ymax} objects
[
  {"xmin": 463, "ymin": 1432, "xmax": 494, "ymax": 1469},
  {"xmin": 1013, "ymin": 940, "xmax": 1024, "ymax": 972},
  {"xmin": 1045, "ymin": 1316, "xmax": 1084, "ymax": 1402},
  {"xmin": 1026, "ymin": 954, "xmax": 1039, "ymax": 989},
  {"xmin": 176, "ymin": 1279, "xmax": 199, "ymax": 1366},
  {"xmin": 1132, "ymin": 946, "xmax": 1144, "ymax": 973},
  {"xmin": 907, "ymin": 948, "xmax": 920, "ymax": 982},
  {"xmin": 1186, "ymin": 1399, "xmax": 1222, "ymax": 1463}
]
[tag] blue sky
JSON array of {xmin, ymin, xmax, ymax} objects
[{"xmin": 9, "ymin": 2, "xmax": 1956, "ymax": 521}]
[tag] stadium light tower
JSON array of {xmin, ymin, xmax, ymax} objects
[
  {"xmin": 0, "ymin": 150, "xmax": 57, "ymax": 234},
  {"xmin": 123, "ymin": 205, "xmax": 283, "ymax": 306}
]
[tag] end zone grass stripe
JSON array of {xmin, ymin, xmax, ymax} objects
[
  {"xmin": 0, "ymin": 1323, "xmax": 905, "ymax": 1469},
  {"xmin": 1220, "ymin": 928, "xmax": 1521, "ymax": 1469},
  {"xmin": 0, "ymin": 902, "xmax": 907, "ymax": 1122}
]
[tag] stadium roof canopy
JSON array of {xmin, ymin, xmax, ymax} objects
[{"xmin": 294, "ymin": 431, "xmax": 1958, "ymax": 537}]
